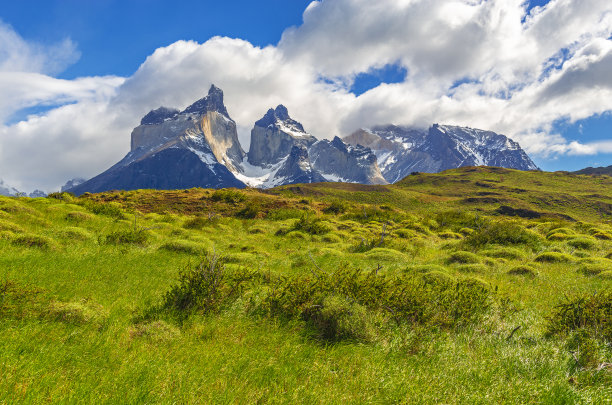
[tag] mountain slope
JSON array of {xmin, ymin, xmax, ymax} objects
[
  {"xmin": 69, "ymin": 85, "xmax": 246, "ymax": 195},
  {"xmin": 344, "ymin": 124, "xmax": 538, "ymax": 183}
]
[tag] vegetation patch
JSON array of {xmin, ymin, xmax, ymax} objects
[
  {"xmin": 159, "ymin": 240, "xmax": 205, "ymax": 255},
  {"xmin": 547, "ymin": 292, "xmax": 612, "ymax": 341},
  {"xmin": 11, "ymin": 234, "xmax": 55, "ymax": 250},
  {"xmin": 535, "ymin": 252, "xmax": 574, "ymax": 263},
  {"xmin": 129, "ymin": 320, "xmax": 180, "ymax": 342},
  {"xmin": 446, "ymin": 251, "xmax": 481, "ymax": 264},
  {"xmin": 464, "ymin": 221, "xmax": 541, "ymax": 249},
  {"xmin": 507, "ymin": 265, "xmax": 537, "ymax": 278},
  {"xmin": 481, "ymin": 247, "xmax": 526, "ymax": 260},
  {"xmin": 210, "ymin": 189, "xmax": 247, "ymax": 204},
  {"xmin": 438, "ymin": 231, "xmax": 463, "ymax": 239},
  {"xmin": 567, "ymin": 237, "xmax": 597, "ymax": 250},
  {"xmin": 455, "ymin": 264, "xmax": 488, "ymax": 273},
  {"xmin": 104, "ymin": 230, "xmax": 149, "ymax": 246}
]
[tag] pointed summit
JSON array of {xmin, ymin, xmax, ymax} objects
[
  {"xmin": 182, "ymin": 84, "xmax": 230, "ymax": 117},
  {"xmin": 254, "ymin": 104, "xmax": 304, "ymax": 132}
]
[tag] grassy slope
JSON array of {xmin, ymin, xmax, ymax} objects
[{"xmin": 0, "ymin": 167, "xmax": 611, "ymax": 403}]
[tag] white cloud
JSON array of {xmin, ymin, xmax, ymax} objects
[{"xmin": 1, "ymin": 0, "xmax": 612, "ymax": 192}]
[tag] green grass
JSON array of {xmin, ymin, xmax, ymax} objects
[{"xmin": 1, "ymin": 167, "xmax": 611, "ymax": 403}]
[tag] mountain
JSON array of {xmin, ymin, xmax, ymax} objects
[
  {"xmin": 0, "ymin": 180, "xmax": 22, "ymax": 196},
  {"xmin": 61, "ymin": 178, "xmax": 86, "ymax": 192},
  {"xmin": 236, "ymin": 105, "xmax": 387, "ymax": 187},
  {"xmin": 67, "ymin": 86, "xmax": 539, "ymax": 195},
  {"xmin": 573, "ymin": 165, "xmax": 612, "ymax": 175},
  {"xmin": 69, "ymin": 85, "xmax": 246, "ymax": 195},
  {"xmin": 344, "ymin": 124, "xmax": 538, "ymax": 183}
]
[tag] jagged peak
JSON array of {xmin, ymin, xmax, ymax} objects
[
  {"xmin": 330, "ymin": 136, "xmax": 348, "ymax": 151},
  {"xmin": 181, "ymin": 84, "xmax": 230, "ymax": 117},
  {"xmin": 254, "ymin": 104, "xmax": 305, "ymax": 133},
  {"xmin": 140, "ymin": 107, "xmax": 180, "ymax": 125}
]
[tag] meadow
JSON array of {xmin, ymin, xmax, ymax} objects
[{"xmin": 1, "ymin": 166, "xmax": 611, "ymax": 403}]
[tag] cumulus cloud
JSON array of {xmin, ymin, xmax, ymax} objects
[{"xmin": 1, "ymin": 0, "xmax": 611, "ymax": 192}]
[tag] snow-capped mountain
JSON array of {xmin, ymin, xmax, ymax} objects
[
  {"xmin": 235, "ymin": 105, "xmax": 386, "ymax": 187},
  {"xmin": 66, "ymin": 85, "xmax": 539, "ymax": 195},
  {"xmin": 68, "ymin": 85, "xmax": 246, "ymax": 195},
  {"xmin": 344, "ymin": 124, "xmax": 538, "ymax": 183}
]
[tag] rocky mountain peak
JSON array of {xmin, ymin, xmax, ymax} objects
[
  {"xmin": 181, "ymin": 84, "xmax": 230, "ymax": 117},
  {"xmin": 140, "ymin": 107, "xmax": 180, "ymax": 125},
  {"xmin": 254, "ymin": 104, "xmax": 304, "ymax": 132}
]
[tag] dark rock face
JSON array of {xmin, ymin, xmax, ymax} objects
[
  {"xmin": 247, "ymin": 105, "xmax": 316, "ymax": 167},
  {"xmin": 69, "ymin": 84, "xmax": 246, "ymax": 195},
  {"xmin": 243, "ymin": 106, "xmax": 387, "ymax": 187},
  {"xmin": 69, "ymin": 148, "xmax": 244, "ymax": 195},
  {"xmin": 273, "ymin": 145, "xmax": 327, "ymax": 185},
  {"xmin": 28, "ymin": 190, "xmax": 46, "ymax": 198},
  {"xmin": 344, "ymin": 124, "xmax": 538, "ymax": 183},
  {"xmin": 140, "ymin": 107, "xmax": 180, "ymax": 125},
  {"xmin": 181, "ymin": 85, "xmax": 229, "ymax": 117},
  {"xmin": 309, "ymin": 137, "xmax": 387, "ymax": 184}
]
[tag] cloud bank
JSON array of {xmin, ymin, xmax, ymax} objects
[{"xmin": 1, "ymin": 0, "xmax": 611, "ymax": 191}]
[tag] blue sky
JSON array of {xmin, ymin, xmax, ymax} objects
[{"xmin": 0, "ymin": 0, "xmax": 611, "ymax": 191}]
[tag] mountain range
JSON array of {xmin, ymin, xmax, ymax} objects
[{"xmin": 67, "ymin": 85, "xmax": 538, "ymax": 195}]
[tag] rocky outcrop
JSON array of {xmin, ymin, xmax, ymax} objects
[
  {"xmin": 240, "ymin": 107, "xmax": 387, "ymax": 187},
  {"xmin": 344, "ymin": 124, "xmax": 538, "ymax": 183},
  {"xmin": 69, "ymin": 85, "xmax": 246, "ymax": 195},
  {"xmin": 309, "ymin": 137, "xmax": 388, "ymax": 184},
  {"xmin": 247, "ymin": 105, "xmax": 317, "ymax": 167}
]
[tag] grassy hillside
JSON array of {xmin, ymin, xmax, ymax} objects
[{"xmin": 1, "ymin": 167, "xmax": 611, "ymax": 403}]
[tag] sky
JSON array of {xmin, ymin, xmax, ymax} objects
[{"xmin": 0, "ymin": 0, "xmax": 611, "ymax": 192}]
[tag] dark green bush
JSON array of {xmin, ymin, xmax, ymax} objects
[
  {"xmin": 464, "ymin": 222, "xmax": 541, "ymax": 249},
  {"xmin": 287, "ymin": 215, "xmax": 331, "ymax": 235},
  {"xmin": 567, "ymin": 237, "xmax": 597, "ymax": 250},
  {"xmin": 447, "ymin": 251, "xmax": 481, "ymax": 264},
  {"xmin": 266, "ymin": 208, "xmax": 308, "ymax": 221},
  {"xmin": 261, "ymin": 267, "xmax": 492, "ymax": 333},
  {"xmin": 183, "ymin": 216, "xmax": 211, "ymax": 229},
  {"xmin": 83, "ymin": 201, "xmax": 125, "ymax": 219},
  {"xmin": 546, "ymin": 292, "xmax": 612, "ymax": 341},
  {"xmin": 434, "ymin": 210, "xmax": 488, "ymax": 231},
  {"xmin": 159, "ymin": 254, "xmax": 255, "ymax": 319},
  {"xmin": 210, "ymin": 189, "xmax": 246, "ymax": 204},
  {"xmin": 535, "ymin": 252, "xmax": 574, "ymax": 263},
  {"xmin": 323, "ymin": 201, "xmax": 347, "ymax": 215},
  {"xmin": 303, "ymin": 295, "xmax": 376, "ymax": 342},
  {"xmin": 236, "ymin": 202, "xmax": 260, "ymax": 219},
  {"xmin": 507, "ymin": 265, "xmax": 537, "ymax": 278},
  {"xmin": 12, "ymin": 234, "xmax": 54, "ymax": 250}
]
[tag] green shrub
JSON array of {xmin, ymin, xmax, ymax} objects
[
  {"xmin": 535, "ymin": 252, "xmax": 574, "ymax": 263},
  {"xmin": 266, "ymin": 208, "xmax": 307, "ymax": 221},
  {"xmin": 303, "ymin": 295, "xmax": 376, "ymax": 342},
  {"xmin": 434, "ymin": 210, "xmax": 487, "ymax": 231},
  {"xmin": 547, "ymin": 233, "xmax": 571, "ymax": 241},
  {"xmin": 65, "ymin": 211, "xmax": 93, "ymax": 222},
  {"xmin": 459, "ymin": 227, "xmax": 475, "ymax": 236},
  {"xmin": 158, "ymin": 254, "xmax": 254, "ymax": 319},
  {"xmin": 84, "ymin": 201, "xmax": 125, "ymax": 219},
  {"xmin": 405, "ymin": 264, "xmax": 449, "ymax": 273},
  {"xmin": 592, "ymin": 231, "xmax": 612, "ymax": 240},
  {"xmin": 447, "ymin": 251, "xmax": 481, "ymax": 264},
  {"xmin": 159, "ymin": 240, "xmax": 204, "ymax": 255},
  {"xmin": 322, "ymin": 233, "xmax": 343, "ymax": 243},
  {"xmin": 546, "ymin": 292, "xmax": 612, "ymax": 341},
  {"xmin": 210, "ymin": 189, "xmax": 246, "ymax": 204},
  {"xmin": 464, "ymin": 222, "xmax": 541, "ymax": 249},
  {"xmin": 0, "ymin": 280, "xmax": 48, "ymax": 320},
  {"xmin": 578, "ymin": 262, "xmax": 610, "ymax": 277},
  {"xmin": 12, "ymin": 234, "xmax": 54, "ymax": 250},
  {"xmin": 183, "ymin": 216, "xmax": 211, "ymax": 229},
  {"xmin": 104, "ymin": 230, "xmax": 148, "ymax": 246},
  {"xmin": 290, "ymin": 215, "xmax": 332, "ymax": 235},
  {"xmin": 47, "ymin": 300, "xmax": 104, "ymax": 325},
  {"xmin": 546, "ymin": 228, "xmax": 575, "ymax": 239},
  {"xmin": 566, "ymin": 330, "xmax": 602, "ymax": 370},
  {"xmin": 597, "ymin": 271, "xmax": 612, "ymax": 279},
  {"xmin": 58, "ymin": 227, "xmax": 92, "ymax": 241},
  {"xmin": 507, "ymin": 265, "xmax": 537, "ymax": 278},
  {"xmin": 323, "ymin": 200, "xmax": 347, "ymax": 215},
  {"xmin": 236, "ymin": 202, "xmax": 260, "ymax": 219},
  {"xmin": 567, "ymin": 237, "xmax": 597, "ymax": 250}
]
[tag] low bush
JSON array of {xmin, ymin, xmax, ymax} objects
[
  {"xmin": 567, "ymin": 237, "xmax": 597, "ymax": 250},
  {"xmin": 577, "ymin": 262, "xmax": 610, "ymax": 277},
  {"xmin": 464, "ymin": 221, "xmax": 541, "ymax": 249},
  {"xmin": 210, "ymin": 189, "xmax": 246, "ymax": 204},
  {"xmin": 438, "ymin": 231, "xmax": 463, "ymax": 239},
  {"xmin": 446, "ymin": 251, "xmax": 480, "ymax": 264},
  {"xmin": 65, "ymin": 211, "xmax": 93, "ymax": 222},
  {"xmin": 266, "ymin": 208, "xmax": 308, "ymax": 221},
  {"xmin": 12, "ymin": 234, "xmax": 54, "ymax": 250},
  {"xmin": 183, "ymin": 216, "xmax": 211, "ymax": 230},
  {"xmin": 48, "ymin": 300, "xmax": 104, "ymax": 325},
  {"xmin": 507, "ymin": 265, "xmax": 537, "ymax": 278},
  {"xmin": 323, "ymin": 201, "xmax": 348, "ymax": 215},
  {"xmin": 236, "ymin": 202, "xmax": 260, "ymax": 219},
  {"xmin": 129, "ymin": 320, "xmax": 180, "ymax": 342},
  {"xmin": 592, "ymin": 231, "xmax": 612, "ymax": 240},
  {"xmin": 83, "ymin": 201, "xmax": 125, "ymax": 219},
  {"xmin": 287, "ymin": 215, "xmax": 332, "ymax": 235},
  {"xmin": 597, "ymin": 271, "xmax": 612, "ymax": 279},
  {"xmin": 546, "ymin": 292, "xmax": 612, "ymax": 341},
  {"xmin": 535, "ymin": 252, "xmax": 574, "ymax": 263},
  {"xmin": 159, "ymin": 240, "xmax": 204, "ymax": 255},
  {"xmin": 405, "ymin": 264, "xmax": 449, "ymax": 273}
]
